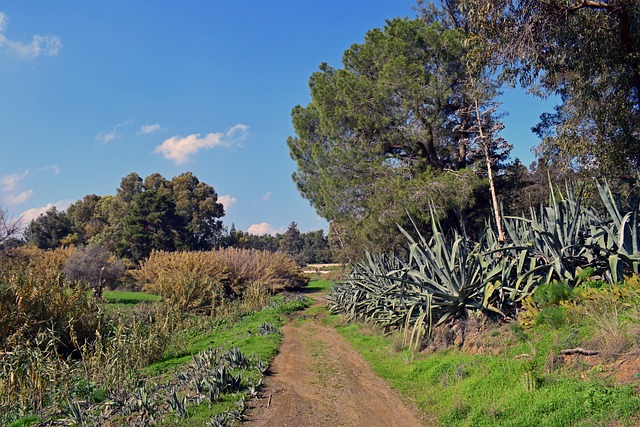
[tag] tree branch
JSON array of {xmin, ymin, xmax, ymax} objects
[{"xmin": 560, "ymin": 347, "xmax": 599, "ymax": 356}]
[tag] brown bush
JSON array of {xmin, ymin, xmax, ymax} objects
[
  {"xmin": 216, "ymin": 247, "xmax": 309, "ymax": 294},
  {"xmin": 134, "ymin": 250, "xmax": 232, "ymax": 312},
  {"xmin": 1, "ymin": 245, "xmax": 75, "ymax": 277},
  {"xmin": 0, "ymin": 268, "xmax": 100, "ymax": 354},
  {"xmin": 134, "ymin": 248, "xmax": 308, "ymax": 312}
]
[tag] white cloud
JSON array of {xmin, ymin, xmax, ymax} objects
[
  {"xmin": 6, "ymin": 189, "xmax": 33, "ymax": 205},
  {"xmin": 225, "ymin": 124, "xmax": 250, "ymax": 146},
  {"xmin": 155, "ymin": 124, "xmax": 250, "ymax": 165},
  {"xmin": 1, "ymin": 170, "xmax": 28, "ymax": 192},
  {"xmin": 96, "ymin": 128, "xmax": 117, "ymax": 144},
  {"xmin": 1, "ymin": 171, "xmax": 32, "ymax": 206},
  {"xmin": 218, "ymin": 194, "xmax": 237, "ymax": 210},
  {"xmin": 259, "ymin": 191, "xmax": 272, "ymax": 202},
  {"xmin": 247, "ymin": 222, "xmax": 285, "ymax": 236},
  {"xmin": 95, "ymin": 120, "xmax": 134, "ymax": 144},
  {"xmin": 19, "ymin": 199, "xmax": 73, "ymax": 224},
  {"xmin": 0, "ymin": 13, "xmax": 62, "ymax": 60},
  {"xmin": 139, "ymin": 123, "xmax": 163, "ymax": 134},
  {"xmin": 0, "ymin": 13, "xmax": 7, "ymax": 33},
  {"xmin": 38, "ymin": 164, "xmax": 61, "ymax": 175}
]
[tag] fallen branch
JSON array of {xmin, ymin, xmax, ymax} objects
[{"xmin": 560, "ymin": 348, "xmax": 599, "ymax": 356}]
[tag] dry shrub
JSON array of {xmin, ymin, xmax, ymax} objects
[
  {"xmin": 423, "ymin": 324, "xmax": 456, "ymax": 353},
  {"xmin": 1, "ymin": 245, "xmax": 75, "ymax": 277},
  {"xmin": 0, "ymin": 331, "xmax": 79, "ymax": 417},
  {"xmin": 215, "ymin": 248, "xmax": 309, "ymax": 294},
  {"xmin": 0, "ymin": 264, "xmax": 99, "ymax": 354},
  {"xmin": 135, "ymin": 248, "xmax": 308, "ymax": 313},
  {"xmin": 77, "ymin": 303, "xmax": 179, "ymax": 400},
  {"xmin": 242, "ymin": 280, "xmax": 271, "ymax": 310},
  {"xmin": 587, "ymin": 302, "xmax": 633, "ymax": 361},
  {"xmin": 0, "ymin": 302, "xmax": 178, "ymax": 418},
  {"xmin": 570, "ymin": 290, "xmax": 635, "ymax": 361},
  {"xmin": 135, "ymin": 250, "xmax": 231, "ymax": 313}
]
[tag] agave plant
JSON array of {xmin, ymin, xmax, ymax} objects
[
  {"xmin": 169, "ymin": 387, "xmax": 187, "ymax": 418},
  {"xmin": 594, "ymin": 178, "xmax": 640, "ymax": 280},
  {"xmin": 330, "ymin": 215, "xmax": 537, "ymax": 349},
  {"xmin": 393, "ymin": 218, "xmax": 538, "ymax": 348},
  {"xmin": 503, "ymin": 181, "xmax": 611, "ymax": 286},
  {"xmin": 222, "ymin": 347, "xmax": 250, "ymax": 369},
  {"xmin": 330, "ymin": 177, "xmax": 640, "ymax": 351},
  {"xmin": 328, "ymin": 251, "xmax": 409, "ymax": 330}
]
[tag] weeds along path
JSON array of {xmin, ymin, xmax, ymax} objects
[{"xmin": 245, "ymin": 291, "xmax": 427, "ymax": 427}]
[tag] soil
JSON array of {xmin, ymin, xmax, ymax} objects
[{"xmin": 244, "ymin": 294, "xmax": 428, "ymax": 427}]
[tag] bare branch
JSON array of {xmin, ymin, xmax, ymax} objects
[
  {"xmin": 0, "ymin": 205, "xmax": 23, "ymax": 245},
  {"xmin": 560, "ymin": 347, "xmax": 599, "ymax": 356}
]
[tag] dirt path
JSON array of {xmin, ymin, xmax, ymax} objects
[{"xmin": 244, "ymin": 295, "xmax": 427, "ymax": 427}]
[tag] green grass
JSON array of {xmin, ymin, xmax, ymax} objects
[
  {"xmin": 146, "ymin": 309, "xmax": 283, "ymax": 374},
  {"xmin": 103, "ymin": 290, "xmax": 160, "ymax": 305},
  {"xmin": 335, "ymin": 319, "xmax": 640, "ymax": 427},
  {"xmin": 302, "ymin": 278, "xmax": 333, "ymax": 293},
  {"xmin": 8, "ymin": 416, "xmax": 39, "ymax": 427},
  {"xmin": 145, "ymin": 294, "xmax": 309, "ymax": 375},
  {"xmin": 144, "ymin": 293, "xmax": 311, "ymax": 425}
]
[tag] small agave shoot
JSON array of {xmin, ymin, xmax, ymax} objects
[
  {"xmin": 133, "ymin": 384, "xmax": 155, "ymax": 419},
  {"xmin": 258, "ymin": 321, "xmax": 280, "ymax": 335},
  {"xmin": 223, "ymin": 347, "xmax": 251, "ymax": 369},
  {"xmin": 169, "ymin": 387, "xmax": 188, "ymax": 418}
]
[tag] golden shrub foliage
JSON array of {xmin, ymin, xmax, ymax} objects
[
  {"xmin": 134, "ymin": 250, "xmax": 231, "ymax": 312},
  {"xmin": 215, "ymin": 248, "xmax": 309, "ymax": 294},
  {"xmin": 1, "ymin": 245, "xmax": 76, "ymax": 277},
  {"xmin": 0, "ymin": 268, "xmax": 99, "ymax": 352},
  {"xmin": 135, "ymin": 248, "xmax": 308, "ymax": 312}
]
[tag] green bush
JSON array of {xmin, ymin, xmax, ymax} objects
[
  {"xmin": 533, "ymin": 281, "xmax": 574, "ymax": 307},
  {"xmin": 535, "ymin": 306, "xmax": 568, "ymax": 329}
]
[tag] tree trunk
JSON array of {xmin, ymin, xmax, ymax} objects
[{"xmin": 475, "ymin": 99, "xmax": 506, "ymax": 242}]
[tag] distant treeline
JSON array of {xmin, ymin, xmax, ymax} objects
[
  {"xmin": 6, "ymin": 171, "xmax": 333, "ymax": 266},
  {"xmin": 222, "ymin": 221, "xmax": 333, "ymax": 266}
]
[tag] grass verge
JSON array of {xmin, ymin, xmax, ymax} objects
[
  {"xmin": 330, "ymin": 313, "xmax": 640, "ymax": 427},
  {"xmin": 145, "ymin": 294, "xmax": 309, "ymax": 375}
]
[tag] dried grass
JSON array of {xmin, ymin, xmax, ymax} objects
[
  {"xmin": 578, "ymin": 296, "xmax": 634, "ymax": 361},
  {"xmin": 135, "ymin": 248, "xmax": 308, "ymax": 313},
  {"xmin": 0, "ymin": 267, "xmax": 99, "ymax": 353}
]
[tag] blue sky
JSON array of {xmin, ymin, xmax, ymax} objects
[{"xmin": 0, "ymin": 1, "xmax": 552, "ymax": 235}]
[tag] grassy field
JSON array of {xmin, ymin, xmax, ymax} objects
[
  {"xmin": 319, "ymin": 294, "xmax": 640, "ymax": 427},
  {"xmin": 301, "ymin": 278, "xmax": 334, "ymax": 293},
  {"xmin": 336, "ymin": 322, "xmax": 639, "ymax": 426}
]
